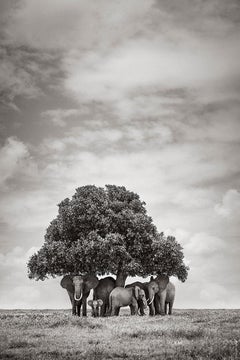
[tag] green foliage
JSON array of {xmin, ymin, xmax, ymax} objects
[{"xmin": 27, "ymin": 184, "xmax": 188, "ymax": 281}]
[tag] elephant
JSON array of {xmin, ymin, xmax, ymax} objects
[
  {"xmin": 125, "ymin": 281, "xmax": 149, "ymax": 316},
  {"xmin": 60, "ymin": 274, "xmax": 99, "ymax": 316},
  {"xmin": 87, "ymin": 299, "xmax": 103, "ymax": 317},
  {"xmin": 147, "ymin": 274, "xmax": 170, "ymax": 316},
  {"xmin": 163, "ymin": 281, "xmax": 175, "ymax": 315},
  {"xmin": 92, "ymin": 276, "xmax": 116, "ymax": 316},
  {"xmin": 109, "ymin": 286, "xmax": 147, "ymax": 316}
]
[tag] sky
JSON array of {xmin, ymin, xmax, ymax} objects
[{"xmin": 0, "ymin": 0, "xmax": 240, "ymax": 309}]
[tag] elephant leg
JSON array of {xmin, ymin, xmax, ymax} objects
[
  {"xmin": 130, "ymin": 299, "xmax": 138, "ymax": 315},
  {"xmin": 138, "ymin": 301, "xmax": 145, "ymax": 316},
  {"xmin": 105, "ymin": 305, "xmax": 110, "ymax": 317},
  {"xmin": 130, "ymin": 304, "xmax": 136, "ymax": 315},
  {"xmin": 82, "ymin": 298, "xmax": 87, "ymax": 316},
  {"xmin": 77, "ymin": 300, "xmax": 82, "ymax": 317},
  {"xmin": 100, "ymin": 300, "xmax": 106, "ymax": 317},
  {"xmin": 115, "ymin": 307, "xmax": 120, "ymax": 316},
  {"xmin": 149, "ymin": 303, "xmax": 155, "ymax": 316},
  {"xmin": 168, "ymin": 301, "xmax": 173, "ymax": 315},
  {"xmin": 82, "ymin": 291, "xmax": 90, "ymax": 316},
  {"xmin": 164, "ymin": 302, "xmax": 168, "ymax": 315},
  {"xmin": 110, "ymin": 305, "xmax": 116, "ymax": 316},
  {"xmin": 159, "ymin": 291, "xmax": 167, "ymax": 316},
  {"xmin": 72, "ymin": 300, "xmax": 77, "ymax": 316},
  {"xmin": 154, "ymin": 295, "xmax": 161, "ymax": 315}
]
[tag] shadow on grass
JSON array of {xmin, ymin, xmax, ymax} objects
[
  {"xmin": 9, "ymin": 341, "xmax": 34, "ymax": 349},
  {"xmin": 172, "ymin": 328, "xmax": 205, "ymax": 340},
  {"xmin": 48, "ymin": 318, "xmax": 103, "ymax": 329}
]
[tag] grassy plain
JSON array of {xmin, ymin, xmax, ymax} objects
[{"xmin": 0, "ymin": 309, "xmax": 239, "ymax": 359}]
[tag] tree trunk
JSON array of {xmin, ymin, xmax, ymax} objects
[{"xmin": 115, "ymin": 269, "xmax": 127, "ymax": 287}]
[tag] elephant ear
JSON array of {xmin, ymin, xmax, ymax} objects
[
  {"xmin": 156, "ymin": 274, "xmax": 169, "ymax": 290},
  {"xmin": 60, "ymin": 275, "xmax": 74, "ymax": 293},
  {"xmin": 83, "ymin": 274, "xmax": 99, "ymax": 292},
  {"xmin": 134, "ymin": 286, "xmax": 140, "ymax": 299},
  {"xmin": 97, "ymin": 299, "xmax": 103, "ymax": 306}
]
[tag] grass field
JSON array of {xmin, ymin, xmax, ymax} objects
[{"xmin": 0, "ymin": 309, "xmax": 239, "ymax": 359}]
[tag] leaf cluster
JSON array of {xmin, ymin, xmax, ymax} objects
[{"xmin": 27, "ymin": 185, "xmax": 189, "ymax": 281}]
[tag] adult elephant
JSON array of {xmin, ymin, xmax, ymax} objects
[
  {"xmin": 89, "ymin": 276, "xmax": 116, "ymax": 317},
  {"xmin": 109, "ymin": 286, "xmax": 147, "ymax": 316},
  {"xmin": 147, "ymin": 274, "xmax": 169, "ymax": 316},
  {"xmin": 125, "ymin": 281, "xmax": 149, "ymax": 316},
  {"xmin": 61, "ymin": 274, "xmax": 99, "ymax": 316},
  {"xmin": 164, "ymin": 281, "xmax": 175, "ymax": 315}
]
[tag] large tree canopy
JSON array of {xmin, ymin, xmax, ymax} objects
[{"xmin": 27, "ymin": 185, "xmax": 189, "ymax": 286}]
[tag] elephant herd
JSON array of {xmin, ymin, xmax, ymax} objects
[{"xmin": 60, "ymin": 274, "xmax": 175, "ymax": 317}]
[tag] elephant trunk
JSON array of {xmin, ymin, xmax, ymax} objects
[
  {"xmin": 143, "ymin": 299, "xmax": 148, "ymax": 309},
  {"xmin": 74, "ymin": 294, "xmax": 81, "ymax": 301},
  {"xmin": 74, "ymin": 285, "xmax": 82, "ymax": 301}
]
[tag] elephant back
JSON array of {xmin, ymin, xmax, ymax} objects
[
  {"xmin": 94, "ymin": 276, "xmax": 116, "ymax": 299},
  {"xmin": 125, "ymin": 281, "xmax": 149, "ymax": 299}
]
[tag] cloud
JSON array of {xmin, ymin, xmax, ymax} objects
[
  {"xmin": 63, "ymin": 36, "xmax": 240, "ymax": 105},
  {"xmin": 0, "ymin": 44, "xmax": 60, "ymax": 109},
  {"xmin": 3, "ymin": 1, "xmax": 239, "ymax": 117},
  {"xmin": 0, "ymin": 46, "xmax": 40, "ymax": 109},
  {"xmin": 0, "ymin": 137, "xmax": 37, "ymax": 187},
  {"xmin": 41, "ymin": 108, "xmax": 80, "ymax": 127},
  {"xmin": 0, "ymin": 246, "xmax": 67, "ymax": 308},
  {"xmin": 5, "ymin": 0, "xmax": 154, "ymax": 50},
  {"xmin": 185, "ymin": 232, "xmax": 226, "ymax": 256},
  {"xmin": 172, "ymin": 189, "xmax": 215, "ymax": 209},
  {"xmin": 215, "ymin": 189, "xmax": 240, "ymax": 218},
  {"xmin": 0, "ymin": 0, "xmax": 239, "ymax": 309},
  {"xmin": 0, "ymin": 190, "xmax": 58, "ymax": 230},
  {"xmin": 164, "ymin": 228, "xmax": 240, "ymax": 308}
]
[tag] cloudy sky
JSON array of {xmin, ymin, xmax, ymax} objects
[{"xmin": 0, "ymin": 0, "xmax": 240, "ymax": 309}]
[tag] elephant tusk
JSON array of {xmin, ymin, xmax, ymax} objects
[
  {"xmin": 148, "ymin": 296, "xmax": 154, "ymax": 305},
  {"xmin": 146, "ymin": 298, "xmax": 149, "ymax": 302}
]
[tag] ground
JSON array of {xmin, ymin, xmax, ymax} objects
[{"xmin": 0, "ymin": 309, "xmax": 240, "ymax": 359}]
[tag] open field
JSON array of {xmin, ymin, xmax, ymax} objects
[{"xmin": 0, "ymin": 309, "xmax": 240, "ymax": 359}]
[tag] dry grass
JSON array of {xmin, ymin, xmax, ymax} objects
[{"xmin": 0, "ymin": 309, "xmax": 239, "ymax": 359}]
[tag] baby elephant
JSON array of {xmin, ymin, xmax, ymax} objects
[
  {"xmin": 109, "ymin": 286, "xmax": 147, "ymax": 316},
  {"xmin": 87, "ymin": 299, "xmax": 103, "ymax": 317}
]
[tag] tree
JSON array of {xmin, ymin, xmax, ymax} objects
[{"xmin": 27, "ymin": 185, "xmax": 189, "ymax": 286}]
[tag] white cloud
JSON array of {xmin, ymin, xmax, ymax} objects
[
  {"xmin": 0, "ymin": 45, "xmax": 58, "ymax": 108},
  {"xmin": 185, "ymin": 232, "xmax": 226, "ymax": 256},
  {"xmin": 162, "ymin": 227, "xmax": 240, "ymax": 308},
  {"xmin": 0, "ymin": 137, "xmax": 37, "ymax": 187},
  {"xmin": 63, "ymin": 37, "xmax": 239, "ymax": 106},
  {"xmin": 41, "ymin": 108, "xmax": 80, "ymax": 127},
  {"xmin": 215, "ymin": 189, "xmax": 240, "ymax": 218},
  {"xmin": 0, "ymin": 0, "xmax": 239, "ymax": 309},
  {"xmin": 172, "ymin": 188, "xmax": 214, "ymax": 209},
  {"xmin": 6, "ymin": 0, "xmax": 154, "ymax": 50},
  {"xmin": 0, "ymin": 190, "xmax": 58, "ymax": 230},
  {"xmin": 0, "ymin": 49, "xmax": 41, "ymax": 108},
  {"xmin": 0, "ymin": 246, "xmax": 67, "ymax": 309}
]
